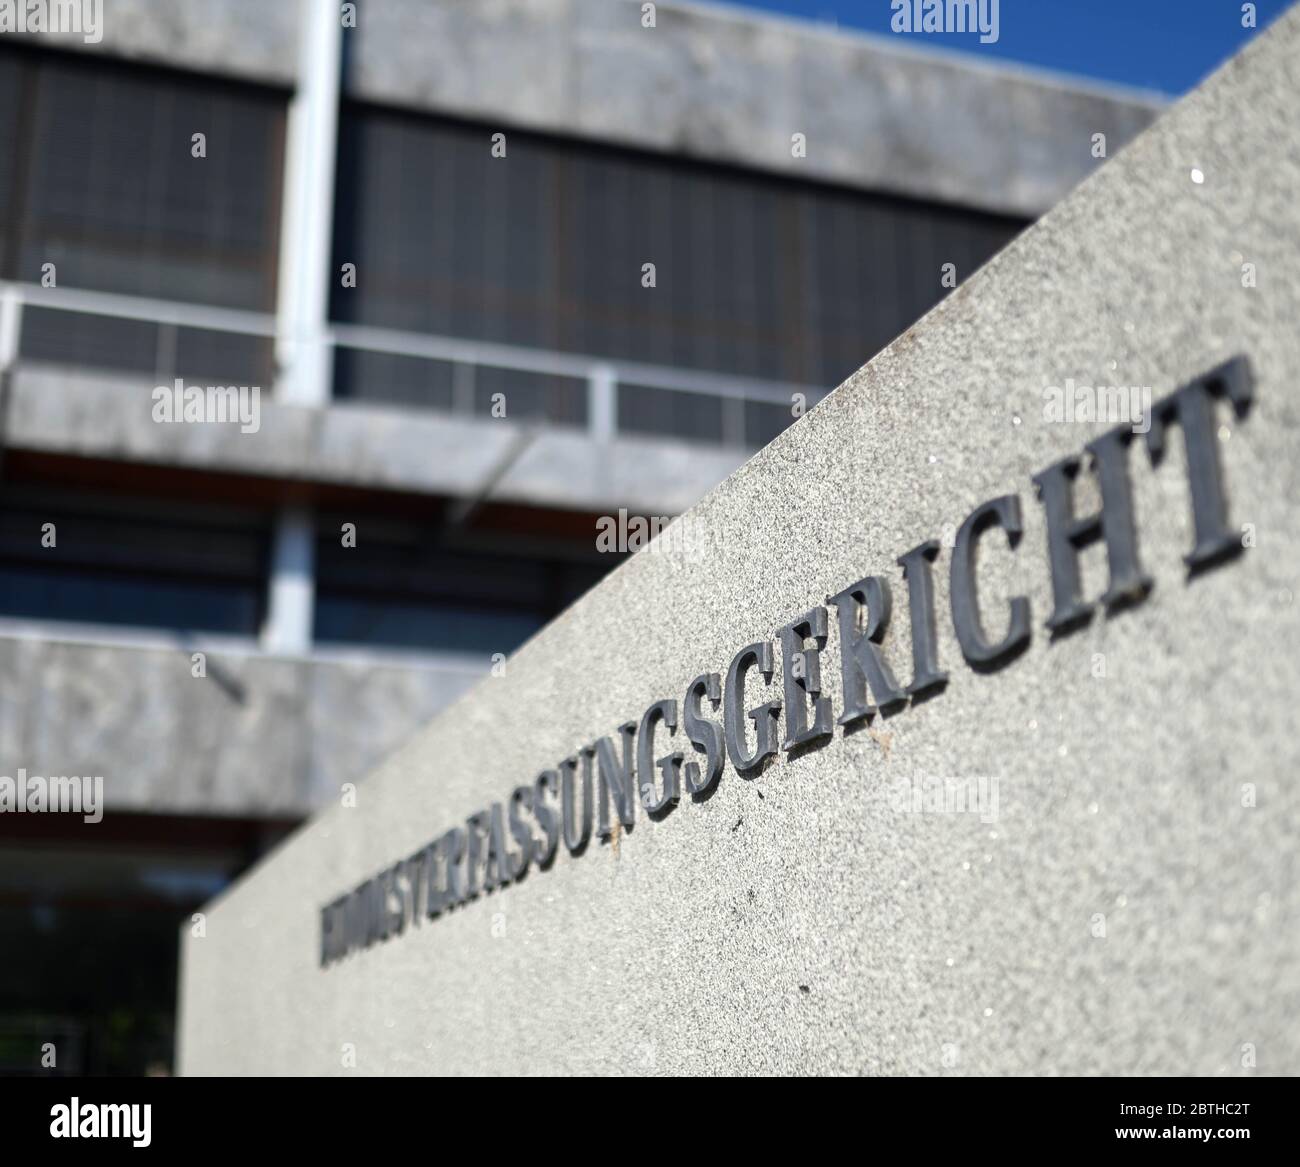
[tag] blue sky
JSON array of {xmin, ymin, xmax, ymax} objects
[{"xmin": 711, "ymin": 0, "xmax": 1293, "ymax": 94}]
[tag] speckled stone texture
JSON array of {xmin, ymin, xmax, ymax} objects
[{"xmin": 179, "ymin": 9, "xmax": 1300, "ymax": 1076}]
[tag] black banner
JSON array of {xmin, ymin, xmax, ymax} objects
[{"xmin": 0, "ymin": 1074, "xmax": 1291, "ymax": 1154}]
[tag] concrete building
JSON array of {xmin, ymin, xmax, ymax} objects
[{"xmin": 0, "ymin": 0, "xmax": 1158, "ymax": 1073}]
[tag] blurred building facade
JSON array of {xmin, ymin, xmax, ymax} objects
[{"xmin": 0, "ymin": 0, "xmax": 1158, "ymax": 1073}]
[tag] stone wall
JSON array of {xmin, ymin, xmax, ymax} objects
[{"xmin": 178, "ymin": 10, "xmax": 1300, "ymax": 1075}]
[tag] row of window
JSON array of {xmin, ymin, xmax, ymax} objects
[
  {"xmin": 0, "ymin": 488, "xmax": 614, "ymax": 654},
  {"xmin": 0, "ymin": 48, "xmax": 283, "ymax": 311},
  {"xmin": 0, "ymin": 43, "xmax": 1026, "ymax": 445},
  {"xmin": 329, "ymin": 106, "xmax": 1021, "ymax": 389}
]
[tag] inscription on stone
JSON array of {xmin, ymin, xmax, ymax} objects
[{"xmin": 319, "ymin": 356, "xmax": 1254, "ymax": 967}]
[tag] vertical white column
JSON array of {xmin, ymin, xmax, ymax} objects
[
  {"xmin": 262, "ymin": 508, "xmax": 316, "ymax": 656},
  {"xmin": 274, "ymin": 0, "xmax": 343, "ymax": 408},
  {"xmin": 0, "ymin": 289, "xmax": 21, "ymax": 476},
  {"xmin": 589, "ymin": 364, "xmax": 617, "ymax": 441},
  {"xmin": 0, "ymin": 287, "xmax": 21, "ymax": 371},
  {"xmin": 263, "ymin": 0, "xmax": 342, "ymax": 655}
]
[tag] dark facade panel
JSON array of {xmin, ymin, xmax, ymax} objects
[
  {"xmin": 332, "ymin": 347, "xmax": 458, "ymax": 411},
  {"xmin": 331, "ymin": 104, "xmax": 1027, "ymax": 394},
  {"xmin": 618, "ymin": 383, "xmax": 726, "ymax": 445},
  {"xmin": 313, "ymin": 515, "xmax": 612, "ymax": 654},
  {"xmin": 0, "ymin": 486, "xmax": 270, "ymax": 636},
  {"xmin": 0, "ymin": 45, "xmax": 286, "ymax": 313},
  {"xmin": 20, "ymin": 306, "xmax": 274, "ymax": 389}
]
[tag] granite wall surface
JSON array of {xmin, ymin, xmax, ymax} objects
[{"xmin": 178, "ymin": 9, "xmax": 1300, "ymax": 1075}]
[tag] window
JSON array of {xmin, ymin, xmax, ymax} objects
[
  {"xmin": 0, "ymin": 487, "xmax": 270, "ymax": 636},
  {"xmin": 0, "ymin": 45, "xmax": 286, "ymax": 389},
  {"xmin": 332, "ymin": 347, "xmax": 588, "ymax": 427},
  {"xmin": 0, "ymin": 45, "xmax": 285, "ymax": 309},
  {"xmin": 313, "ymin": 516, "xmax": 612, "ymax": 655},
  {"xmin": 618, "ymin": 384, "xmax": 726, "ymax": 445},
  {"xmin": 331, "ymin": 104, "xmax": 1025, "ymax": 401}
]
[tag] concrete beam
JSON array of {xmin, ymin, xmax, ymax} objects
[
  {"xmin": 345, "ymin": 0, "xmax": 1163, "ymax": 217},
  {"xmin": 12, "ymin": 0, "xmax": 300, "ymax": 87},
  {"xmin": 22, "ymin": 0, "xmax": 1161, "ymax": 217},
  {"xmin": 5, "ymin": 365, "xmax": 750, "ymax": 516}
]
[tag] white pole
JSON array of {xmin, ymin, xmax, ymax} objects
[
  {"xmin": 263, "ymin": 1, "xmax": 342, "ymax": 655},
  {"xmin": 273, "ymin": 0, "xmax": 343, "ymax": 408},
  {"xmin": 261, "ymin": 508, "xmax": 316, "ymax": 657}
]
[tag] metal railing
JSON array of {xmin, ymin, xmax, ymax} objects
[{"xmin": 0, "ymin": 281, "xmax": 822, "ymax": 448}]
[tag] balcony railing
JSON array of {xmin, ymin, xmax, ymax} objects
[{"xmin": 0, "ymin": 282, "xmax": 823, "ymax": 450}]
